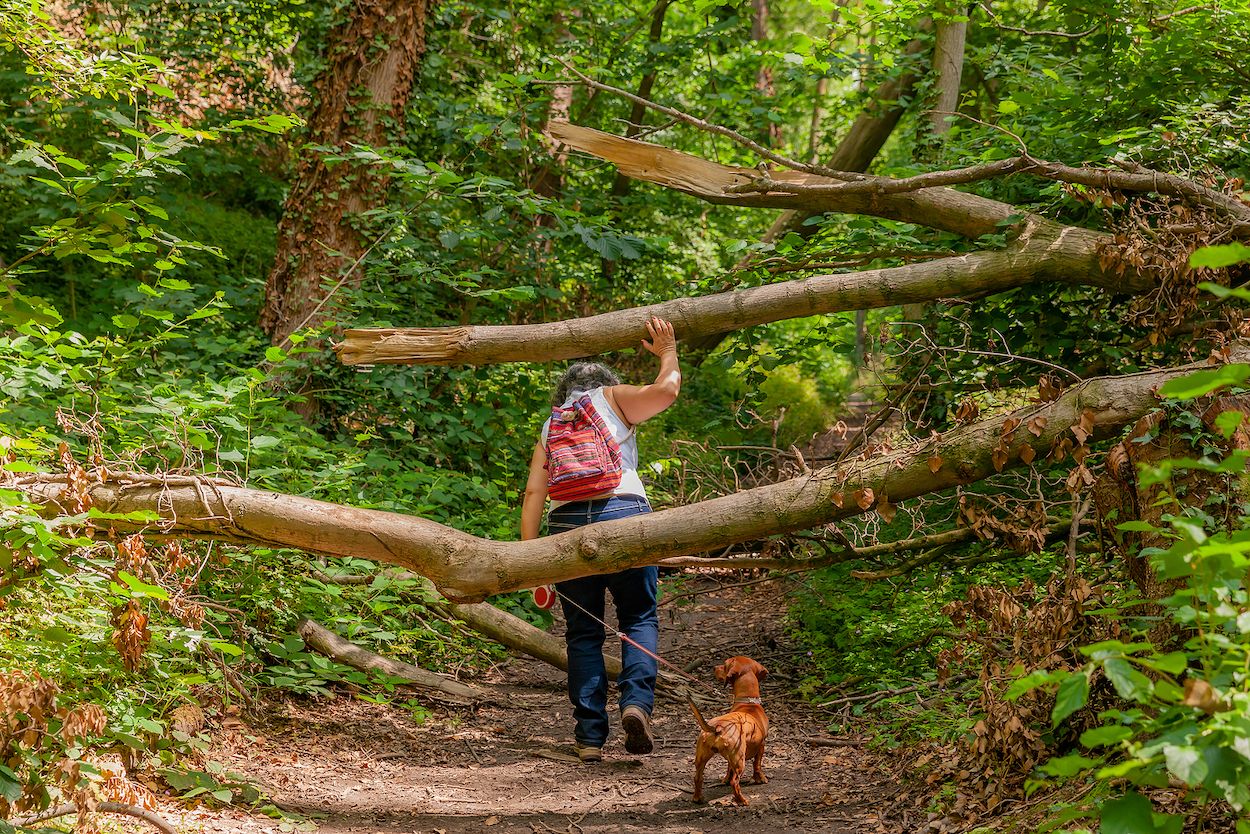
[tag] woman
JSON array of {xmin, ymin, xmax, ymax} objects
[{"xmin": 520, "ymin": 316, "xmax": 681, "ymax": 763}]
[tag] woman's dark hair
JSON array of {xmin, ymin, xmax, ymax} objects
[{"xmin": 552, "ymin": 362, "xmax": 621, "ymax": 405}]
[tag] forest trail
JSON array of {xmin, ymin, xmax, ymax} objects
[{"xmin": 192, "ymin": 577, "xmax": 907, "ymax": 834}]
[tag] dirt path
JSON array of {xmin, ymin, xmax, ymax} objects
[{"xmin": 196, "ymin": 577, "xmax": 902, "ymax": 834}]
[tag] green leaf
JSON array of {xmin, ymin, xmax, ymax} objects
[
  {"xmin": 1189, "ymin": 243, "xmax": 1250, "ymax": 268},
  {"xmin": 1163, "ymin": 745, "xmax": 1208, "ymax": 785},
  {"xmin": 41, "ymin": 626, "xmax": 76, "ymax": 643},
  {"xmin": 115, "ymin": 570, "xmax": 170, "ymax": 601},
  {"xmin": 265, "ymin": 347, "xmax": 287, "ymax": 363},
  {"xmin": 1080, "ymin": 725, "xmax": 1133, "ymax": 747},
  {"xmin": 1158, "ymin": 365, "xmax": 1250, "ymax": 400},
  {"xmin": 998, "ymin": 99, "xmax": 1020, "ymax": 114},
  {"xmin": 250, "ymin": 435, "xmax": 281, "ymax": 449},
  {"xmin": 1052, "ymin": 673, "xmax": 1089, "ymax": 725},
  {"xmin": 1214, "ymin": 410, "xmax": 1245, "ymax": 439},
  {"xmin": 1103, "ymin": 658, "xmax": 1154, "ymax": 702},
  {"xmin": 112, "ymin": 313, "xmax": 140, "ymax": 329},
  {"xmin": 1006, "ymin": 668, "xmax": 1065, "ymax": 700},
  {"xmin": 1141, "ymin": 651, "xmax": 1188, "ymax": 676},
  {"xmin": 1041, "ymin": 753, "xmax": 1097, "ymax": 777},
  {"xmin": 1099, "ymin": 792, "xmax": 1153, "ymax": 834},
  {"xmin": 209, "ymin": 640, "xmax": 243, "ymax": 657}
]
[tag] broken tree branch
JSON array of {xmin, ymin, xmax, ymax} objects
[
  {"xmin": 334, "ymin": 217, "xmax": 1133, "ymax": 366},
  {"xmin": 296, "ymin": 617, "xmax": 485, "ymax": 703},
  {"xmin": 16, "ymin": 348, "xmax": 1246, "ymax": 603},
  {"xmin": 15, "ymin": 802, "xmax": 176, "ymax": 834}
]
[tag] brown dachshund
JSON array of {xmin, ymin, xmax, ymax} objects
[{"xmin": 689, "ymin": 656, "xmax": 769, "ymax": 805}]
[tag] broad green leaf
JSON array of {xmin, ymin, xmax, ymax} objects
[
  {"xmin": 1163, "ymin": 744, "xmax": 1208, "ymax": 785},
  {"xmin": 41, "ymin": 626, "xmax": 76, "ymax": 643},
  {"xmin": 115, "ymin": 570, "xmax": 170, "ymax": 601},
  {"xmin": 1052, "ymin": 673, "xmax": 1089, "ymax": 725},
  {"xmin": 1103, "ymin": 658, "xmax": 1153, "ymax": 702},
  {"xmin": 1158, "ymin": 365, "xmax": 1250, "ymax": 400},
  {"xmin": 1214, "ymin": 410, "xmax": 1245, "ymax": 439},
  {"xmin": 1099, "ymin": 792, "xmax": 1153, "ymax": 834},
  {"xmin": 1041, "ymin": 753, "xmax": 1097, "ymax": 776},
  {"xmin": 1189, "ymin": 243, "xmax": 1250, "ymax": 268},
  {"xmin": 1080, "ymin": 725, "xmax": 1134, "ymax": 747}
]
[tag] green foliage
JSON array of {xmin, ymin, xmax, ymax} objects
[{"xmin": 1013, "ymin": 367, "xmax": 1250, "ymax": 830}]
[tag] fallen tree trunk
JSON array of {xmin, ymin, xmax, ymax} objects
[
  {"xmin": 334, "ymin": 217, "xmax": 1132, "ymax": 366},
  {"xmin": 443, "ymin": 600, "xmax": 620, "ymax": 680},
  {"xmin": 335, "ymin": 123, "xmax": 1148, "ymax": 367},
  {"xmin": 17, "ymin": 350, "xmax": 1243, "ymax": 603},
  {"xmin": 296, "ymin": 617, "xmax": 485, "ymax": 703}
]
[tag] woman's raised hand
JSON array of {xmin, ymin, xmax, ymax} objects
[{"xmin": 641, "ymin": 316, "xmax": 677, "ymax": 357}]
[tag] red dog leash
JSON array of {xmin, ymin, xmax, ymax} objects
[{"xmin": 553, "ymin": 589, "xmax": 722, "ymax": 696}]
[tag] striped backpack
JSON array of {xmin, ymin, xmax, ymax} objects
[{"xmin": 545, "ymin": 393, "xmax": 623, "ymax": 502}]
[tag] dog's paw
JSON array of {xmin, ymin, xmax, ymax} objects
[{"xmin": 752, "ymin": 773, "xmax": 768, "ymax": 784}]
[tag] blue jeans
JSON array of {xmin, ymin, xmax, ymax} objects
[{"xmin": 547, "ymin": 495, "xmax": 657, "ymax": 748}]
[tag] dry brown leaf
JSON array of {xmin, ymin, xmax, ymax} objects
[
  {"xmin": 854, "ymin": 488, "xmax": 875, "ymax": 510},
  {"xmin": 955, "ymin": 399, "xmax": 980, "ymax": 424},
  {"xmin": 1182, "ymin": 679, "xmax": 1226, "ymax": 714},
  {"xmin": 991, "ymin": 442, "xmax": 1009, "ymax": 472},
  {"xmin": 877, "ymin": 495, "xmax": 896, "ymax": 524},
  {"xmin": 928, "ymin": 454, "xmax": 943, "ymax": 474},
  {"xmin": 1027, "ymin": 415, "xmax": 1048, "ymax": 437},
  {"xmin": 1019, "ymin": 445, "xmax": 1036, "ymax": 465},
  {"xmin": 830, "ymin": 491, "xmax": 843, "ymax": 508}
]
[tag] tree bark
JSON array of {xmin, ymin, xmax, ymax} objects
[
  {"xmin": 258, "ymin": 0, "xmax": 433, "ymax": 346},
  {"xmin": 751, "ymin": 0, "xmax": 782, "ymax": 147},
  {"xmin": 18, "ymin": 350, "xmax": 1245, "ymax": 603},
  {"xmin": 761, "ymin": 30, "xmax": 929, "ymax": 243},
  {"xmin": 296, "ymin": 617, "xmax": 485, "ymax": 703},
  {"xmin": 333, "ymin": 218, "xmax": 1132, "ymax": 365},
  {"xmin": 929, "ymin": 9, "xmax": 967, "ymax": 137},
  {"xmin": 609, "ymin": 0, "xmax": 671, "ymax": 198}
]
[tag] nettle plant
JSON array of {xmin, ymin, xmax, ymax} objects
[{"xmin": 1011, "ymin": 281, "xmax": 1250, "ymax": 834}]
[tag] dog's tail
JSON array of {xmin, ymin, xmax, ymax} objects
[{"xmin": 687, "ymin": 695, "xmax": 720, "ymax": 735}]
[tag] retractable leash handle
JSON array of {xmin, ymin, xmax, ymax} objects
[{"xmin": 532, "ymin": 584, "xmax": 558, "ymax": 610}]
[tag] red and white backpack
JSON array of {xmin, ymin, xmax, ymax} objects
[{"xmin": 544, "ymin": 392, "xmax": 624, "ymax": 502}]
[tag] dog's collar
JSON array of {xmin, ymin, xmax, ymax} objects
[{"xmin": 733, "ymin": 696, "xmax": 763, "ymax": 705}]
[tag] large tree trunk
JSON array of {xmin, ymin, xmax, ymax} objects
[
  {"xmin": 333, "ymin": 220, "xmax": 1130, "ymax": 365},
  {"xmin": 928, "ymin": 8, "xmax": 967, "ymax": 137},
  {"xmin": 609, "ymin": 0, "xmax": 671, "ymax": 198},
  {"xmin": 18, "ymin": 350, "xmax": 1244, "ymax": 602},
  {"xmin": 258, "ymin": 0, "xmax": 433, "ymax": 346}
]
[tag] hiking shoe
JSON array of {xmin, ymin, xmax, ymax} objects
[
  {"xmin": 574, "ymin": 742, "xmax": 603, "ymax": 763},
  {"xmin": 621, "ymin": 705, "xmax": 654, "ymax": 755}
]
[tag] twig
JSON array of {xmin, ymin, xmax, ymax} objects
[{"xmin": 15, "ymin": 801, "xmax": 177, "ymax": 834}]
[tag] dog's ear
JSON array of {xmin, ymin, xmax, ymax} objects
[
  {"xmin": 754, "ymin": 661, "xmax": 769, "ymax": 681},
  {"xmin": 714, "ymin": 662, "xmax": 730, "ymax": 683}
]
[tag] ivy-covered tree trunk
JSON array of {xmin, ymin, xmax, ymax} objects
[{"xmin": 258, "ymin": 0, "xmax": 433, "ymax": 347}]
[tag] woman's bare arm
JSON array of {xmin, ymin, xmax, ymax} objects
[
  {"xmin": 607, "ymin": 317, "xmax": 682, "ymax": 426},
  {"xmin": 520, "ymin": 440, "xmax": 548, "ymax": 540}
]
